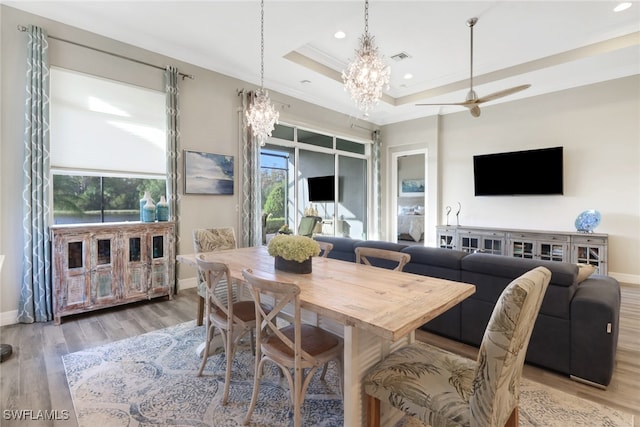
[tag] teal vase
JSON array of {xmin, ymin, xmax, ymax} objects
[
  {"xmin": 142, "ymin": 198, "xmax": 156, "ymax": 222},
  {"xmin": 139, "ymin": 192, "xmax": 153, "ymax": 221},
  {"xmin": 156, "ymin": 196, "xmax": 169, "ymax": 222}
]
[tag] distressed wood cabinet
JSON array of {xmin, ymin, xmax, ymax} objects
[{"xmin": 51, "ymin": 222, "xmax": 175, "ymax": 324}]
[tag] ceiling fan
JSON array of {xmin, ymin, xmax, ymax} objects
[{"xmin": 417, "ymin": 17, "xmax": 530, "ymax": 117}]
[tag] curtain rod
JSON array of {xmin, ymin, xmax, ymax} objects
[{"xmin": 17, "ymin": 25, "xmax": 194, "ymax": 80}]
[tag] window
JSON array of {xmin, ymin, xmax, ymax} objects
[
  {"xmin": 50, "ymin": 68, "xmax": 167, "ymax": 224},
  {"xmin": 261, "ymin": 123, "xmax": 370, "ymax": 239}
]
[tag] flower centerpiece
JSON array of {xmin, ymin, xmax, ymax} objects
[{"xmin": 267, "ymin": 234, "xmax": 320, "ymax": 274}]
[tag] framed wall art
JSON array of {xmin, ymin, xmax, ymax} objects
[
  {"xmin": 400, "ymin": 178, "xmax": 425, "ymax": 196},
  {"xmin": 184, "ymin": 150, "xmax": 234, "ymax": 195}
]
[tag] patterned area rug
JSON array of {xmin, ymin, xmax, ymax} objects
[{"xmin": 62, "ymin": 322, "xmax": 633, "ymax": 427}]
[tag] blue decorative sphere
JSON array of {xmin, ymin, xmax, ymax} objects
[{"xmin": 575, "ymin": 210, "xmax": 601, "ymax": 233}]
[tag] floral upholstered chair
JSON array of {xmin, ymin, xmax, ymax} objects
[
  {"xmin": 363, "ymin": 266, "xmax": 551, "ymax": 427},
  {"xmin": 192, "ymin": 227, "xmax": 237, "ymax": 326}
]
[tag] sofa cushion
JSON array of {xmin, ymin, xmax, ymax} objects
[
  {"xmin": 461, "ymin": 253, "xmax": 578, "ymax": 319},
  {"xmin": 401, "ymin": 246, "xmax": 467, "ymax": 281},
  {"xmin": 461, "ymin": 253, "xmax": 578, "ymax": 287}
]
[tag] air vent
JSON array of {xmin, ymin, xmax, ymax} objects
[{"xmin": 391, "ymin": 52, "xmax": 412, "ymax": 62}]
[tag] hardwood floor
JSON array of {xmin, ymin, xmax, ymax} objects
[{"xmin": 0, "ymin": 285, "xmax": 638, "ymax": 426}]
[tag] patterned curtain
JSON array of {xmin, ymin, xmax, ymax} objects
[
  {"xmin": 240, "ymin": 92, "xmax": 262, "ymax": 247},
  {"xmin": 19, "ymin": 25, "xmax": 52, "ymax": 323},
  {"xmin": 165, "ymin": 66, "xmax": 181, "ymax": 286},
  {"xmin": 372, "ymin": 130, "xmax": 382, "ymax": 240}
]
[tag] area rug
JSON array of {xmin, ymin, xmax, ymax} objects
[{"xmin": 62, "ymin": 322, "xmax": 633, "ymax": 427}]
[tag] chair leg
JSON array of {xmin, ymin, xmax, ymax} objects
[
  {"xmin": 196, "ymin": 296, "xmax": 204, "ymax": 326},
  {"xmin": 365, "ymin": 394, "xmax": 381, "ymax": 427},
  {"xmin": 197, "ymin": 321, "xmax": 214, "ymax": 376},
  {"xmin": 505, "ymin": 406, "xmax": 519, "ymax": 427},
  {"xmin": 222, "ymin": 332, "xmax": 233, "ymax": 405}
]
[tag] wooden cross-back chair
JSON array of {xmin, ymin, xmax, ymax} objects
[
  {"xmin": 315, "ymin": 240, "xmax": 334, "ymax": 258},
  {"xmin": 241, "ymin": 268, "xmax": 343, "ymax": 427},
  {"xmin": 195, "ymin": 256, "xmax": 259, "ymax": 405},
  {"xmin": 355, "ymin": 246, "xmax": 411, "ymax": 271}
]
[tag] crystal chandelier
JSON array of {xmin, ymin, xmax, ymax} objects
[
  {"xmin": 342, "ymin": 0, "xmax": 390, "ymax": 114},
  {"xmin": 246, "ymin": 0, "xmax": 279, "ymax": 146}
]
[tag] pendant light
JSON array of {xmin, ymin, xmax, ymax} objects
[{"xmin": 246, "ymin": 0, "xmax": 279, "ymax": 146}]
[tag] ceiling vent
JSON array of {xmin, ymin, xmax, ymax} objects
[{"xmin": 391, "ymin": 52, "xmax": 412, "ymax": 62}]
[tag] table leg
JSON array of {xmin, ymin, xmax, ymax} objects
[{"xmin": 342, "ymin": 325, "xmax": 412, "ymax": 427}]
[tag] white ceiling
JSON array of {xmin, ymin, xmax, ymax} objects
[{"xmin": 5, "ymin": 1, "xmax": 640, "ymax": 125}]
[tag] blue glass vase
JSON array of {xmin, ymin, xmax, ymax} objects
[{"xmin": 156, "ymin": 196, "xmax": 169, "ymax": 222}]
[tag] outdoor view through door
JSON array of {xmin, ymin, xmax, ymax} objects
[{"xmin": 260, "ymin": 124, "xmax": 369, "ymax": 243}]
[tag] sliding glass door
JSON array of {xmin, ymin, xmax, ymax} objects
[{"xmin": 260, "ymin": 124, "xmax": 370, "ymax": 239}]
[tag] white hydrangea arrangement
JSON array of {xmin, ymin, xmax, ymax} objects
[{"xmin": 267, "ymin": 234, "xmax": 320, "ymax": 263}]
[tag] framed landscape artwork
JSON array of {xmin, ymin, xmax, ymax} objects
[
  {"xmin": 184, "ymin": 150, "xmax": 234, "ymax": 195},
  {"xmin": 400, "ymin": 179, "xmax": 425, "ymax": 196}
]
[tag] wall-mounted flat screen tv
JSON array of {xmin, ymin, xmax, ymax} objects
[
  {"xmin": 307, "ymin": 175, "xmax": 335, "ymax": 202},
  {"xmin": 473, "ymin": 147, "xmax": 563, "ymax": 196}
]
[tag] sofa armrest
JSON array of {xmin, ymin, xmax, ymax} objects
[{"xmin": 570, "ymin": 276, "xmax": 621, "ymax": 387}]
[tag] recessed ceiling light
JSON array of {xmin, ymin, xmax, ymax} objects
[
  {"xmin": 614, "ymin": 2, "xmax": 632, "ymax": 12},
  {"xmin": 334, "ymin": 31, "xmax": 346, "ymax": 39},
  {"xmin": 403, "ymin": 73, "xmax": 413, "ymax": 80}
]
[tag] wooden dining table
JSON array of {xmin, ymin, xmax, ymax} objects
[{"xmin": 178, "ymin": 245, "xmax": 475, "ymax": 427}]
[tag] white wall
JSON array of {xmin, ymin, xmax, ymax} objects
[
  {"xmin": 382, "ymin": 76, "xmax": 640, "ymax": 283},
  {"xmin": 0, "ymin": 5, "xmax": 373, "ymax": 323}
]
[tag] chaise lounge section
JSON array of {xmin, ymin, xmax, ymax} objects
[{"xmin": 314, "ymin": 235, "xmax": 621, "ymax": 388}]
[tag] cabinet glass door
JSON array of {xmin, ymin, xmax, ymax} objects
[
  {"xmin": 150, "ymin": 233, "xmax": 168, "ymax": 291},
  {"xmin": 460, "ymin": 236, "xmax": 479, "ymax": 253},
  {"xmin": 92, "ymin": 237, "xmax": 117, "ymax": 302},
  {"xmin": 123, "ymin": 235, "xmax": 148, "ymax": 299},
  {"xmin": 152, "ymin": 235, "xmax": 164, "ymax": 258},
  {"xmin": 482, "ymin": 238, "xmax": 503, "ymax": 255},
  {"xmin": 512, "ymin": 241, "xmax": 534, "ymax": 259},
  {"xmin": 439, "ymin": 234, "xmax": 455, "ymax": 249},
  {"xmin": 68, "ymin": 242, "xmax": 84, "ymax": 269},
  {"xmin": 63, "ymin": 239, "xmax": 89, "ymax": 308},
  {"xmin": 540, "ymin": 243, "xmax": 565, "ymax": 262},
  {"xmin": 576, "ymin": 245, "xmax": 603, "ymax": 272}
]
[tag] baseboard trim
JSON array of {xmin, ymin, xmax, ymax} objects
[
  {"xmin": 610, "ymin": 271, "xmax": 640, "ymax": 287},
  {"xmin": 178, "ymin": 277, "xmax": 197, "ymax": 292},
  {"xmin": 0, "ymin": 310, "xmax": 18, "ymax": 327},
  {"xmin": 570, "ymin": 375, "xmax": 608, "ymax": 390}
]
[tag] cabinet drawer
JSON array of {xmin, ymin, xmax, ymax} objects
[{"xmin": 572, "ymin": 235, "xmax": 607, "ymax": 245}]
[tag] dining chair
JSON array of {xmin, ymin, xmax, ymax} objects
[
  {"xmin": 195, "ymin": 256, "xmax": 260, "ymax": 405},
  {"xmin": 355, "ymin": 246, "xmax": 411, "ymax": 271},
  {"xmin": 241, "ymin": 268, "xmax": 344, "ymax": 427},
  {"xmin": 297, "ymin": 216, "xmax": 322, "ymax": 237},
  {"xmin": 363, "ymin": 266, "xmax": 551, "ymax": 427},
  {"xmin": 316, "ymin": 240, "xmax": 334, "ymax": 258},
  {"xmin": 192, "ymin": 227, "xmax": 237, "ymax": 326}
]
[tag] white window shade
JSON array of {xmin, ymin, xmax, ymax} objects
[{"xmin": 50, "ymin": 68, "xmax": 166, "ymax": 176}]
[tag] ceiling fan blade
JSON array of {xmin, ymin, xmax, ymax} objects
[
  {"xmin": 476, "ymin": 84, "xmax": 531, "ymax": 103},
  {"xmin": 415, "ymin": 102, "xmax": 471, "ymax": 107}
]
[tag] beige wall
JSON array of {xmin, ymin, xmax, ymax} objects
[
  {"xmin": 0, "ymin": 5, "xmax": 373, "ymax": 323},
  {"xmin": 382, "ymin": 76, "xmax": 640, "ymax": 284}
]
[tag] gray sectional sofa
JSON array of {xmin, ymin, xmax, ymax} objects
[{"xmin": 314, "ymin": 235, "xmax": 621, "ymax": 388}]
